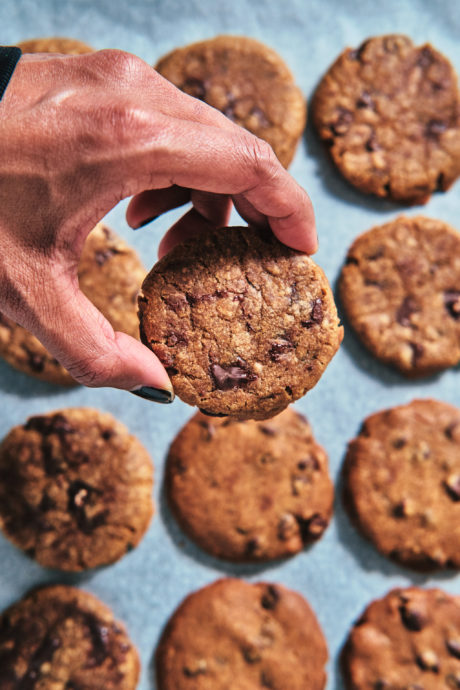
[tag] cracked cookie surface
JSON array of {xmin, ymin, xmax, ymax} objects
[
  {"xmin": 0, "ymin": 223, "xmax": 146, "ymax": 385},
  {"xmin": 0, "ymin": 408, "xmax": 154, "ymax": 571},
  {"xmin": 17, "ymin": 36, "xmax": 94, "ymax": 54},
  {"xmin": 312, "ymin": 34, "xmax": 460, "ymax": 204},
  {"xmin": 0, "ymin": 584, "xmax": 140, "ymax": 689},
  {"xmin": 342, "ymin": 587, "xmax": 460, "ymax": 689},
  {"xmin": 139, "ymin": 226, "xmax": 342, "ymax": 420},
  {"xmin": 156, "ymin": 578, "xmax": 328, "ymax": 690},
  {"xmin": 166, "ymin": 407, "xmax": 333, "ymax": 561},
  {"xmin": 343, "ymin": 399, "xmax": 460, "ymax": 571},
  {"xmin": 339, "ymin": 215, "xmax": 460, "ymax": 377},
  {"xmin": 155, "ymin": 35, "xmax": 306, "ymax": 167}
]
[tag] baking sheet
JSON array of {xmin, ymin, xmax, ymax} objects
[{"xmin": 1, "ymin": 0, "xmax": 460, "ymax": 687}]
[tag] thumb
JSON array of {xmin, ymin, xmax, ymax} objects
[{"xmin": 33, "ymin": 285, "xmax": 174, "ymax": 403}]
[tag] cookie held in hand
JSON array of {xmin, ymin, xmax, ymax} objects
[{"xmin": 139, "ymin": 227, "xmax": 343, "ymax": 420}]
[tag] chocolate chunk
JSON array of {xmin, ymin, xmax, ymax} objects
[
  {"xmin": 444, "ymin": 291, "xmax": 460, "ymax": 320},
  {"xmin": 348, "ymin": 40, "xmax": 369, "ymax": 61},
  {"xmin": 446, "ymin": 639, "xmax": 460, "ymax": 659},
  {"xmin": 444, "ymin": 475, "xmax": 460, "ymax": 501},
  {"xmin": 399, "ymin": 602, "xmax": 427, "ymax": 631},
  {"xmin": 416, "ymin": 649, "xmax": 439, "ymax": 672},
  {"xmin": 101, "ymin": 429, "xmax": 114, "ymax": 441},
  {"xmin": 21, "ymin": 633, "xmax": 61, "ymax": 689},
  {"xmin": 210, "ymin": 361, "xmax": 257, "ymax": 391},
  {"xmin": 365, "ymin": 133, "xmax": 380, "ymax": 152},
  {"xmin": 301, "ymin": 298, "xmax": 324, "ymax": 329},
  {"xmin": 25, "ymin": 413, "xmax": 74, "ymax": 437},
  {"xmin": 410, "ymin": 342, "xmax": 424, "ymax": 367},
  {"xmin": 245, "ymin": 538, "xmax": 261, "ymax": 555},
  {"xmin": 166, "ymin": 331, "xmax": 188, "ymax": 347},
  {"xmin": 396, "ymin": 296, "xmax": 418, "ymax": 327},
  {"xmin": 426, "ymin": 119, "xmax": 447, "ymax": 139},
  {"xmin": 27, "ymin": 351, "xmax": 45, "ymax": 373},
  {"xmin": 300, "ymin": 513, "xmax": 327, "ymax": 538},
  {"xmin": 183, "ymin": 77, "xmax": 207, "ymax": 100},
  {"xmin": 417, "ymin": 46, "xmax": 435, "ymax": 69},
  {"xmin": 243, "ymin": 645, "xmax": 261, "ymax": 663},
  {"xmin": 393, "ymin": 438, "xmax": 407, "ymax": 449},
  {"xmin": 445, "ymin": 422, "xmax": 458, "ymax": 440},
  {"xmin": 183, "ymin": 659, "xmax": 208, "ymax": 676},
  {"xmin": 67, "ymin": 480, "xmax": 107, "ymax": 534},
  {"xmin": 82, "ymin": 614, "xmax": 110, "ymax": 667},
  {"xmin": 357, "ymin": 91, "xmax": 374, "ymax": 109},
  {"xmin": 330, "ymin": 106, "xmax": 353, "ymax": 135},
  {"xmin": 297, "ymin": 457, "xmax": 319, "ymax": 471},
  {"xmin": 345, "ymin": 256, "xmax": 359, "ymax": 266},
  {"xmin": 269, "ymin": 340, "xmax": 294, "ymax": 362},
  {"xmin": 261, "ymin": 585, "xmax": 280, "ymax": 610}
]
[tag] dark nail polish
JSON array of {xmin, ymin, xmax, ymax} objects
[
  {"xmin": 135, "ymin": 216, "xmax": 158, "ymax": 230},
  {"xmin": 130, "ymin": 386, "xmax": 174, "ymax": 403}
]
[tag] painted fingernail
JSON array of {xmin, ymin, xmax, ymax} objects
[
  {"xmin": 134, "ymin": 216, "xmax": 158, "ymax": 230},
  {"xmin": 130, "ymin": 386, "xmax": 174, "ymax": 403}
]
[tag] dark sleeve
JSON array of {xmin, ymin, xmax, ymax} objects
[{"xmin": 0, "ymin": 47, "xmax": 22, "ymax": 101}]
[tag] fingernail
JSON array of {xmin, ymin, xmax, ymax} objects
[
  {"xmin": 130, "ymin": 386, "xmax": 175, "ymax": 403},
  {"xmin": 134, "ymin": 216, "xmax": 158, "ymax": 230}
]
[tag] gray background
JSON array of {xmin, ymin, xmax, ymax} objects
[{"xmin": 1, "ymin": 0, "xmax": 460, "ymax": 687}]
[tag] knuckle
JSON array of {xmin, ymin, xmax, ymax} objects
[
  {"xmin": 65, "ymin": 355, "xmax": 115, "ymax": 388},
  {"xmin": 240, "ymin": 135, "xmax": 280, "ymax": 185},
  {"xmin": 96, "ymin": 49, "xmax": 148, "ymax": 82}
]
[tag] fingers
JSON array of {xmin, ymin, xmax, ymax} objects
[{"xmin": 126, "ymin": 185, "xmax": 191, "ymax": 229}]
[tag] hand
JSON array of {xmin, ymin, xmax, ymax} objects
[{"xmin": 0, "ymin": 49, "xmax": 316, "ymax": 396}]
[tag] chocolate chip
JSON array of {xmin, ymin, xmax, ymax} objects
[
  {"xmin": 345, "ymin": 256, "xmax": 359, "ymax": 266},
  {"xmin": 101, "ymin": 429, "xmax": 114, "ymax": 441},
  {"xmin": 261, "ymin": 585, "xmax": 280, "ymax": 610},
  {"xmin": 444, "ymin": 291, "xmax": 460, "ymax": 320},
  {"xmin": 67, "ymin": 480, "xmax": 107, "ymax": 534},
  {"xmin": 356, "ymin": 90, "xmax": 374, "ymax": 109},
  {"xmin": 94, "ymin": 247, "xmax": 121, "ymax": 265},
  {"xmin": 25, "ymin": 413, "xmax": 74, "ymax": 437},
  {"xmin": 365, "ymin": 133, "xmax": 380, "ymax": 152},
  {"xmin": 417, "ymin": 46, "xmax": 435, "ymax": 69},
  {"xmin": 210, "ymin": 360, "xmax": 257, "ymax": 391},
  {"xmin": 245, "ymin": 538, "xmax": 261, "ymax": 555},
  {"xmin": 330, "ymin": 106, "xmax": 353, "ymax": 135},
  {"xmin": 243, "ymin": 645, "xmax": 261, "ymax": 663},
  {"xmin": 446, "ymin": 639, "xmax": 460, "ymax": 659},
  {"xmin": 426, "ymin": 119, "xmax": 448, "ymax": 139},
  {"xmin": 304, "ymin": 514, "xmax": 328, "ymax": 537},
  {"xmin": 297, "ymin": 457, "xmax": 319, "ymax": 471},
  {"xmin": 445, "ymin": 422, "xmax": 459, "ymax": 440},
  {"xmin": 396, "ymin": 296, "xmax": 418, "ymax": 327},
  {"xmin": 166, "ymin": 331, "xmax": 188, "ymax": 346},
  {"xmin": 27, "ymin": 351, "xmax": 45, "ymax": 372},
  {"xmin": 269, "ymin": 340, "xmax": 294, "ymax": 362},
  {"xmin": 444, "ymin": 475, "xmax": 460, "ymax": 501},
  {"xmin": 301, "ymin": 298, "xmax": 324, "ymax": 329},
  {"xmin": 399, "ymin": 602, "xmax": 427, "ymax": 631},
  {"xmin": 410, "ymin": 342, "xmax": 424, "ymax": 367},
  {"xmin": 393, "ymin": 438, "xmax": 407, "ymax": 449},
  {"xmin": 183, "ymin": 77, "xmax": 207, "ymax": 100},
  {"xmin": 82, "ymin": 614, "xmax": 110, "ymax": 667}
]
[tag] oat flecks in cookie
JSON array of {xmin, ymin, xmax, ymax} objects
[
  {"xmin": 339, "ymin": 215, "xmax": 460, "ymax": 377},
  {"xmin": 155, "ymin": 35, "xmax": 306, "ymax": 167},
  {"xmin": 342, "ymin": 587, "xmax": 460, "ymax": 689},
  {"xmin": 312, "ymin": 34, "xmax": 460, "ymax": 204},
  {"xmin": 0, "ymin": 223, "xmax": 145, "ymax": 385},
  {"xmin": 0, "ymin": 408, "xmax": 154, "ymax": 571},
  {"xmin": 139, "ymin": 226, "xmax": 343, "ymax": 420},
  {"xmin": 343, "ymin": 399, "xmax": 460, "ymax": 571},
  {"xmin": 17, "ymin": 36, "xmax": 94, "ymax": 54},
  {"xmin": 166, "ymin": 407, "xmax": 333, "ymax": 562},
  {"xmin": 0, "ymin": 585, "xmax": 140, "ymax": 688},
  {"xmin": 156, "ymin": 578, "xmax": 328, "ymax": 689}
]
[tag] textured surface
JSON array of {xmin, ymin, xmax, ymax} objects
[
  {"xmin": 166, "ymin": 407, "xmax": 333, "ymax": 562},
  {"xmin": 0, "ymin": 408, "xmax": 154, "ymax": 571},
  {"xmin": 156, "ymin": 578, "xmax": 328, "ymax": 690},
  {"xmin": 343, "ymin": 399, "xmax": 460, "ymax": 571},
  {"xmin": 0, "ymin": 584, "xmax": 140, "ymax": 688},
  {"xmin": 139, "ymin": 226, "xmax": 343, "ymax": 420},
  {"xmin": 339, "ymin": 215, "xmax": 460, "ymax": 376},
  {"xmin": 17, "ymin": 36, "xmax": 94, "ymax": 53},
  {"xmin": 155, "ymin": 35, "xmax": 306, "ymax": 168},
  {"xmin": 342, "ymin": 586, "xmax": 460, "ymax": 689},
  {"xmin": 0, "ymin": 224, "xmax": 146, "ymax": 385},
  {"xmin": 312, "ymin": 34, "xmax": 460, "ymax": 204}
]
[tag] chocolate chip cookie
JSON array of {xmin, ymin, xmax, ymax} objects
[
  {"xmin": 139, "ymin": 226, "xmax": 343, "ymax": 420},
  {"xmin": 166, "ymin": 407, "xmax": 333, "ymax": 561},
  {"xmin": 17, "ymin": 36, "xmax": 94, "ymax": 54},
  {"xmin": 0, "ymin": 584, "xmax": 140, "ymax": 688},
  {"xmin": 339, "ymin": 215, "xmax": 460, "ymax": 377},
  {"xmin": 342, "ymin": 586, "xmax": 460, "ymax": 689},
  {"xmin": 156, "ymin": 578, "xmax": 328, "ymax": 689},
  {"xmin": 343, "ymin": 399, "xmax": 460, "ymax": 571},
  {"xmin": 312, "ymin": 34, "xmax": 460, "ymax": 204},
  {"xmin": 155, "ymin": 35, "xmax": 306, "ymax": 167},
  {"xmin": 0, "ymin": 223, "xmax": 146, "ymax": 385},
  {"xmin": 0, "ymin": 408, "xmax": 154, "ymax": 571}
]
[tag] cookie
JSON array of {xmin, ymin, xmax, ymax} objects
[
  {"xmin": 166, "ymin": 407, "xmax": 333, "ymax": 561},
  {"xmin": 343, "ymin": 399, "xmax": 460, "ymax": 571},
  {"xmin": 312, "ymin": 34, "xmax": 460, "ymax": 204},
  {"xmin": 0, "ymin": 407, "xmax": 154, "ymax": 571},
  {"xmin": 339, "ymin": 215, "xmax": 460, "ymax": 377},
  {"xmin": 342, "ymin": 586, "xmax": 460, "ymax": 689},
  {"xmin": 155, "ymin": 35, "xmax": 306, "ymax": 167},
  {"xmin": 0, "ymin": 223, "xmax": 146, "ymax": 385},
  {"xmin": 156, "ymin": 578, "xmax": 328, "ymax": 689},
  {"xmin": 17, "ymin": 36, "xmax": 94, "ymax": 54},
  {"xmin": 139, "ymin": 226, "xmax": 343, "ymax": 420},
  {"xmin": 0, "ymin": 584, "xmax": 140, "ymax": 688}
]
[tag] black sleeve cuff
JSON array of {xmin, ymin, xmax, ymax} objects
[{"xmin": 0, "ymin": 46, "xmax": 22, "ymax": 101}]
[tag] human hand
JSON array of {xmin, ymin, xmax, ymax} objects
[{"xmin": 0, "ymin": 48, "xmax": 316, "ymax": 397}]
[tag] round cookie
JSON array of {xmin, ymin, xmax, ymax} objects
[
  {"xmin": 155, "ymin": 35, "xmax": 306, "ymax": 167},
  {"xmin": 0, "ymin": 584, "xmax": 139, "ymax": 688},
  {"xmin": 139, "ymin": 226, "xmax": 343, "ymax": 420},
  {"xmin": 343, "ymin": 399, "xmax": 460, "ymax": 571},
  {"xmin": 0, "ymin": 223, "xmax": 146, "ymax": 385},
  {"xmin": 339, "ymin": 215, "xmax": 460, "ymax": 377},
  {"xmin": 342, "ymin": 586, "xmax": 460, "ymax": 689},
  {"xmin": 156, "ymin": 578, "xmax": 328, "ymax": 689},
  {"xmin": 0, "ymin": 407, "xmax": 154, "ymax": 571},
  {"xmin": 312, "ymin": 34, "xmax": 460, "ymax": 204},
  {"xmin": 17, "ymin": 36, "xmax": 94, "ymax": 54},
  {"xmin": 166, "ymin": 407, "xmax": 333, "ymax": 561}
]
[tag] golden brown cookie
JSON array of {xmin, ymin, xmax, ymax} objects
[
  {"xmin": 156, "ymin": 578, "xmax": 328, "ymax": 689},
  {"xmin": 0, "ymin": 223, "xmax": 146, "ymax": 385},
  {"xmin": 312, "ymin": 34, "xmax": 460, "ymax": 204},
  {"xmin": 343, "ymin": 399, "xmax": 460, "ymax": 571},
  {"xmin": 139, "ymin": 226, "xmax": 343, "ymax": 420},
  {"xmin": 0, "ymin": 408, "xmax": 154, "ymax": 571},
  {"xmin": 342, "ymin": 587, "xmax": 460, "ymax": 689},
  {"xmin": 17, "ymin": 37, "xmax": 94, "ymax": 54},
  {"xmin": 0, "ymin": 584, "xmax": 140, "ymax": 688},
  {"xmin": 155, "ymin": 35, "xmax": 306, "ymax": 167},
  {"xmin": 339, "ymin": 215, "xmax": 460, "ymax": 377},
  {"xmin": 166, "ymin": 407, "xmax": 333, "ymax": 561}
]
